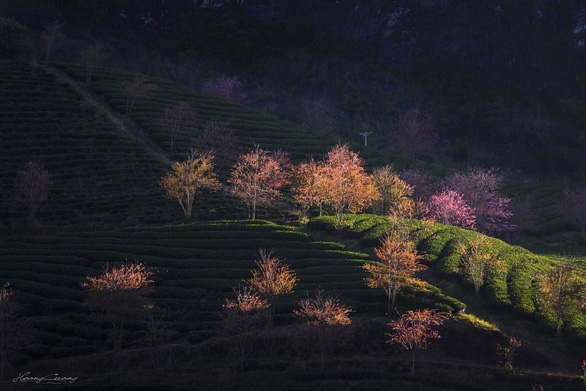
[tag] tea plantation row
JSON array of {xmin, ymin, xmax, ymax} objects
[
  {"xmin": 0, "ymin": 220, "xmax": 464, "ymax": 363},
  {"xmin": 308, "ymin": 214, "xmax": 586, "ymax": 341}
]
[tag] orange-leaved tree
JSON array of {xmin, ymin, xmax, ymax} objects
[
  {"xmin": 218, "ymin": 286, "xmax": 268, "ymax": 366},
  {"xmin": 321, "ymin": 144, "xmax": 379, "ymax": 231},
  {"xmin": 537, "ymin": 260, "xmax": 586, "ymax": 337},
  {"xmin": 246, "ymin": 249, "xmax": 297, "ymax": 325},
  {"xmin": 456, "ymin": 234, "xmax": 500, "ymax": 294},
  {"xmin": 371, "ymin": 165, "xmax": 414, "ymax": 216},
  {"xmin": 294, "ymin": 292, "xmax": 352, "ymax": 367},
  {"xmin": 160, "ymin": 151, "xmax": 221, "ymax": 217},
  {"xmin": 292, "ymin": 158, "xmax": 328, "ymax": 217},
  {"xmin": 228, "ymin": 146, "xmax": 290, "ymax": 220},
  {"xmin": 387, "ymin": 308, "xmax": 448, "ymax": 374},
  {"xmin": 82, "ymin": 263, "xmax": 154, "ymax": 350},
  {"xmin": 364, "ymin": 228, "xmax": 427, "ymax": 316}
]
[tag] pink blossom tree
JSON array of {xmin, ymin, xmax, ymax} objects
[
  {"xmin": 443, "ymin": 168, "xmax": 514, "ymax": 235},
  {"xmin": 202, "ymin": 75, "xmax": 249, "ymax": 105},
  {"xmin": 400, "ymin": 169, "xmax": 439, "ymax": 202},
  {"xmin": 427, "ymin": 189, "xmax": 476, "ymax": 230},
  {"xmin": 193, "ymin": 120, "xmax": 240, "ymax": 170}
]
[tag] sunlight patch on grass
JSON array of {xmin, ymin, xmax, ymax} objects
[{"xmin": 455, "ymin": 313, "xmax": 500, "ymax": 332}]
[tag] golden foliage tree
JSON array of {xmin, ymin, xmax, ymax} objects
[
  {"xmin": 292, "ymin": 158, "xmax": 328, "ymax": 217},
  {"xmin": 160, "ymin": 151, "xmax": 221, "ymax": 217},
  {"xmin": 497, "ymin": 336, "xmax": 522, "ymax": 371},
  {"xmin": 372, "ymin": 165, "xmax": 414, "ymax": 216},
  {"xmin": 228, "ymin": 146, "xmax": 290, "ymax": 220},
  {"xmin": 321, "ymin": 144, "xmax": 379, "ymax": 231},
  {"xmin": 218, "ymin": 286, "xmax": 268, "ymax": 366},
  {"xmin": 364, "ymin": 229, "xmax": 427, "ymax": 315},
  {"xmin": 246, "ymin": 249, "xmax": 296, "ymax": 325},
  {"xmin": 82, "ymin": 263, "xmax": 154, "ymax": 350},
  {"xmin": 386, "ymin": 308, "xmax": 448, "ymax": 374},
  {"xmin": 537, "ymin": 261, "xmax": 586, "ymax": 337},
  {"xmin": 456, "ymin": 235, "xmax": 500, "ymax": 293},
  {"xmin": 294, "ymin": 292, "xmax": 352, "ymax": 367}
]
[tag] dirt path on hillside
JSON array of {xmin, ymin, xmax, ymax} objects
[{"xmin": 40, "ymin": 63, "xmax": 173, "ymax": 167}]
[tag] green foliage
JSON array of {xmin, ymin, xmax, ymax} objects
[{"xmin": 308, "ymin": 214, "xmax": 586, "ymax": 337}]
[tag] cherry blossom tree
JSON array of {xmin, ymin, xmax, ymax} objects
[
  {"xmin": 537, "ymin": 260, "xmax": 586, "ymax": 337},
  {"xmin": 291, "ymin": 158, "xmax": 328, "ymax": 217},
  {"xmin": 246, "ymin": 249, "xmax": 297, "ymax": 325},
  {"xmin": 371, "ymin": 166, "xmax": 414, "ymax": 216},
  {"xmin": 160, "ymin": 151, "xmax": 221, "ymax": 217},
  {"xmin": 364, "ymin": 229, "xmax": 427, "ymax": 315},
  {"xmin": 82, "ymin": 263, "xmax": 154, "ymax": 350},
  {"xmin": 456, "ymin": 235, "xmax": 500, "ymax": 293},
  {"xmin": 321, "ymin": 144, "xmax": 379, "ymax": 231},
  {"xmin": 427, "ymin": 189, "xmax": 476, "ymax": 230},
  {"xmin": 400, "ymin": 169, "xmax": 439, "ymax": 202},
  {"xmin": 218, "ymin": 286, "xmax": 268, "ymax": 366},
  {"xmin": 228, "ymin": 146, "xmax": 290, "ymax": 220},
  {"xmin": 14, "ymin": 161, "xmax": 52, "ymax": 228},
  {"xmin": 386, "ymin": 308, "xmax": 448, "ymax": 374},
  {"xmin": 202, "ymin": 75, "xmax": 249, "ymax": 105},
  {"xmin": 294, "ymin": 292, "xmax": 352, "ymax": 367},
  {"xmin": 443, "ymin": 168, "xmax": 514, "ymax": 235},
  {"xmin": 193, "ymin": 120, "xmax": 240, "ymax": 170}
]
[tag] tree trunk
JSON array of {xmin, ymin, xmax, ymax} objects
[{"xmin": 556, "ymin": 313, "xmax": 563, "ymax": 338}]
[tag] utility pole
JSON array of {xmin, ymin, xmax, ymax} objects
[{"xmin": 359, "ymin": 131, "xmax": 373, "ymax": 146}]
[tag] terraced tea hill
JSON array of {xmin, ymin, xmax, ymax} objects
[
  {"xmin": 0, "ymin": 219, "xmax": 463, "ymax": 362},
  {"xmin": 54, "ymin": 63, "xmax": 340, "ymax": 163},
  {"xmin": 308, "ymin": 214, "xmax": 586, "ymax": 340},
  {"xmin": 0, "ymin": 61, "xmax": 169, "ymax": 229}
]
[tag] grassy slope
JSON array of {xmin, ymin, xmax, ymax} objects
[
  {"xmin": 2, "ymin": 219, "xmax": 583, "ymax": 390},
  {"xmin": 0, "ymin": 61, "xmax": 174, "ymax": 230},
  {"xmin": 0, "ymin": 61, "xmax": 584, "ymax": 389}
]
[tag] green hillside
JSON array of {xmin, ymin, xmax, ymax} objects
[
  {"xmin": 54, "ymin": 63, "xmax": 340, "ymax": 163},
  {"xmin": 0, "ymin": 220, "xmax": 462, "ymax": 359},
  {"xmin": 0, "ymin": 59, "xmax": 584, "ymax": 390},
  {"xmin": 0, "ymin": 61, "xmax": 173, "ymax": 230}
]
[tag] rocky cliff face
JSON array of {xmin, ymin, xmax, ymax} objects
[{"xmin": 242, "ymin": 0, "xmax": 586, "ymax": 93}]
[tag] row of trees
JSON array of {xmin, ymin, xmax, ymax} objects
[
  {"xmin": 160, "ymin": 144, "xmax": 518, "ymax": 236},
  {"xmin": 218, "ymin": 248, "xmax": 446, "ymax": 373}
]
